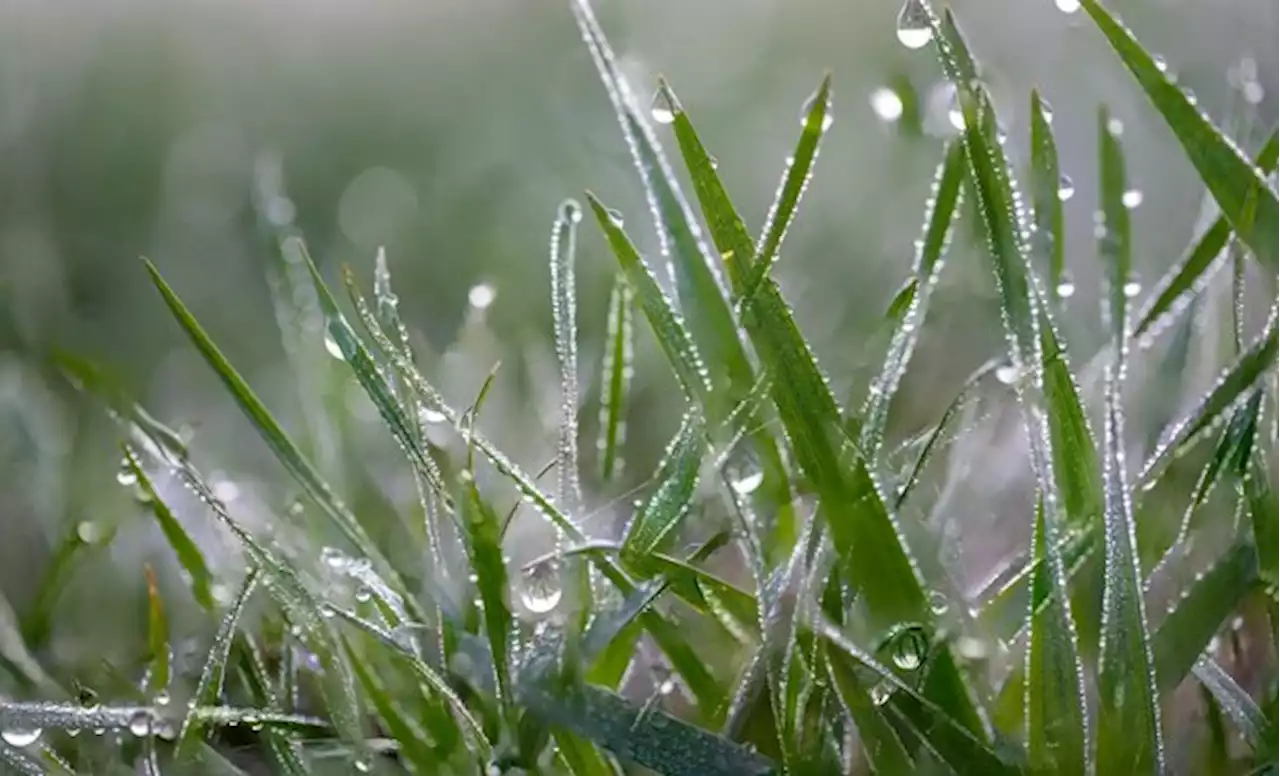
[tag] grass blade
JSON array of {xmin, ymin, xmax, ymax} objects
[
  {"xmin": 1096, "ymin": 367, "xmax": 1164, "ymax": 773},
  {"xmin": 123, "ymin": 447, "xmax": 215, "ymax": 611},
  {"xmin": 1029, "ymin": 90, "xmax": 1067, "ymax": 295},
  {"xmin": 1098, "ymin": 105, "xmax": 1133, "ymax": 353},
  {"xmin": 0, "ymin": 742, "xmax": 44, "ymax": 776},
  {"xmin": 551, "ymin": 199, "xmax": 585, "ymax": 512},
  {"xmin": 142, "ymin": 564, "xmax": 170, "ymax": 699},
  {"xmin": 862, "ymin": 140, "xmax": 966, "ymax": 460},
  {"xmin": 1079, "ymin": 0, "xmax": 1278, "ymax": 277},
  {"xmin": 620, "ymin": 411, "xmax": 704, "ymax": 565},
  {"xmin": 1192, "ymin": 657, "xmax": 1273, "ymax": 756},
  {"xmin": 597, "ymin": 273, "xmax": 635, "ymax": 483},
  {"xmin": 824, "ymin": 650, "xmax": 914, "ymax": 776},
  {"xmin": 458, "ymin": 472, "xmax": 514, "ymax": 712},
  {"xmin": 1135, "ymin": 130, "xmax": 1279, "ymax": 338}
]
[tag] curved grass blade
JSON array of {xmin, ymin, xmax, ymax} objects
[
  {"xmin": 1096, "ymin": 368, "xmax": 1164, "ymax": 773},
  {"xmin": 458, "ymin": 472, "xmax": 514, "ymax": 712},
  {"xmin": 1136, "ymin": 130, "xmax": 1279, "ymax": 337},
  {"xmin": 1098, "ymin": 105, "xmax": 1133, "ymax": 353},
  {"xmin": 598, "ymin": 273, "xmax": 634, "ymax": 483},
  {"xmin": 0, "ymin": 742, "xmax": 43, "ymax": 776},
  {"xmin": 1192, "ymin": 657, "xmax": 1273, "ymax": 756},
  {"xmin": 142, "ymin": 564, "xmax": 170, "ymax": 698},
  {"xmin": 176, "ymin": 568, "xmax": 260, "ymax": 758},
  {"xmin": 1153, "ymin": 540, "xmax": 1259, "ymax": 692},
  {"xmin": 620, "ymin": 411, "xmax": 704, "ymax": 565},
  {"xmin": 739, "ymin": 74, "xmax": 832, "ymax": 306},
  {"xmin": 1079, "ymin": 0, "xmax": 1278, "ymax": 277},
  {"xmin": 551, "ymin": 199, "xmax": 585, "ymax": 512},
  {"xmin": 1140, "ymin": 313, "xmax": 1278, "ymax": 483},
  {"xmin": 123, "ymin": 447, "xmax": 215, "ymax": 611},
  {"xmin": 862, "ymin": 140, "xmax": 966, "ymax": 460},
  {"xmin": 141, "ymin": 259, "xmax": 419, "ymax": 621},
  {"xmin": 1030, "ymin": 90, "xmax": 1067, "ymax": 295},
  {"xmin": 1025, "ymin": 497, "xmax": 1088, "ymax": 775},
  {"xmin": 824, "ymin": 648, "xmax": 914, "ymax": 776}
]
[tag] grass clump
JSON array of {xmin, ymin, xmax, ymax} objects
[{"xmin": 4, "ymin": 0, "xmax": 1276, "ymax": 774}]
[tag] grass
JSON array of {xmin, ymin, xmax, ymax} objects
[{"xmin": 3, "ymin": 0, "xmax": 1277, "ymax": 773}]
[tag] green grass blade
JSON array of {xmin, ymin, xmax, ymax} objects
[
  {"xmin": 1030, "ymin": 90, "xmax": 1067, "ymax": 295},
  {"xmin": 1152, "ymin": 541, "xmax": 1259, "ymax": 693},
  {"xmin": 238, "ymin": 636, "xmax": 309, "ymax": 776},
  {"xmin": 1096, "ymin": 368, "xmax": 1164, "ymax": 773},
  {"xmin": 620, "ymin": 411, "xmax": 704, "ymax": 563},
  {"xmin": 141, "ymin": 259, "xmax": 415, "ymax": 618},
  {"xmin": 597, "ymin": 273, "xmax": 635, "ymax": 483},
  {"xmin": 348, "ymin": 656, "xmax": 441, "ymax": 772},
  {"xmin": 123, "ymin": 447, "xmax": 215, "ymax": 611},
  {"xmin": 1192, "ymin": 657, "xmax": 1273, "ymax": 756},
  {"xmin": 1140, "ymin": 312, "xmax": 1278, "ymax": 482},
  {"xmin": 739, "ymin": 74, "xmax": 832, "ymax": 305},
  {"xmin": 1098, "ymin": 105, "xmax": 1133, "ymax": 351},
  {"xmin": 551, "ymin": 199, "xmax": 585, "ymax": 512},
  {"xmin": 1079, "ymin": 0, "xmax": 1278, "ymax": 277},
  {"xmin": 862, "ymin": 140, "xmax": 966, "ymax": 460},
  {"xmin": 142, "ymin": 565, "xmax": 170, "ymax": 699},
  {"xmin": 587, "ymin": 194, "xmax": 712, "ymax": 402},
  {"xmin": 1025, "ymin": 497, "xmax": 1088, "ymax": 775},
  {"xmin": 1135, "ymin": 130, "xmax": 1279, "ymax": 338},
  {"xmin": 0, "ymin": 741, "xmax": 44, "ymax": 776},
  {"xmin": 824, "ymin": 650, "xmax": 915, "ymax": 776},
  {"xmin": 458, "ymin": 472, "xmax": 514, "ymax": 712},
  {"xmin": 177, "ymin": 568, "xmax": 261, "ymax": 758},
  {"xmin": 1244, "ymin": 453, "xmax": 1277, "ymax": 597}
]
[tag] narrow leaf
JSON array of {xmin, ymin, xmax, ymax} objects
[
  {"xmin": 458, "ymin": 472, "xmax": 514, "ymax": 711},
  {"xmin": 124, "ymin": 447, "xmax": 215, "ymax": 611},
  {"xmin": 824, "ymin": 651, "xmax": 914, "ymax": 776},
  {"xmin": 1029, "ymin": 90, "xmax": 1067, "ymax": 295},
  {"xmin": 598, "ymin": 272, "xmax": 634, "ymax": 483},
  {"xmin": 551, "ymin": 199, "xmax": 585, "ymax": 511},
  {"xmin": 620, "ymin": 411, "xmax": 704, "ymax": 564},
  {"xmin": 1192, "ymin": 657, "xmax": 1272, "ymax": 755},
  {"xmin": 142, "ymin": 564, "xmax": 170, "ymax": 698}
]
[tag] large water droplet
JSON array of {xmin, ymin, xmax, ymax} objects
[
  {"xmin": 559, "ymin": 198, "xmax": 583, "ymax": 225},
  {"xmin": 896, "ymin": 0, "xmax": 933, "ymax": 49},
  {"xmin": 1056, "ymin": 275, "xmax": 1077, "ymax": 299},
  {"xmin": 870, "ymin": 681, "xmax": 893, "ymax": 706},
  {"xmin": 128, "ymin": 710, "xmax": 153, "ymax": 738},
  {"xmin": 995, "ymin": 364, "xmax": 1023, "ymax": 385},
  {"xmin": 650, "ymin": 88, "xmax": 677, "ymax": 125},
  {"xmin": 869, "ymin": 87, "xmax": 904, "ymax": 122},
  {"xmin": 799, "ymin": 90, "xmax": 834, "ymax": 132},
  {"xmin": 1123, "ymin": 278, "xmax": 1142, "ymax": 298},
  {"xmin": 323, "ymin": 329, "xmax": 345, "ymax": 360},
  {"xmin": 116, "ymin": 459, "xmax": 138, "ymax": 487},
  {"xmin": 1121, "ymin": 188, "xmax": 1144, "ymax": 208},
  {"xmin": 468, "ymin": 283, "xmax": 496, "ymax": 310},
  {"xmin": 1, "ymin": 728, "xmax": 42, "ymax": 747},
  {"xmin": 419, "ymin": 406, "xmax": 447, "ymax": 425},
  {"xmin": 1054, "ymin": 0, "xmax": 1081, "ymax": 13},
  {"xmin": 77, "ymin": 520, "xmax": 104, "ymax": 545},
  {"xmin": 725, "ymin": 443, "xmax": 764, "ymax": 496},
  {"xmin": 519, "ymin": 560, "xmax": 563, "ymax": 615},
  {"xmin": 1039, "ymin": 98, "xmax": 1055, "ymax": 124},
  {"xmin": 888, "ymin": 624, "xmax": 929, "ymax": 671},
  {"xmin": 1057, "ymin": 174, "xmax": 1075, "ymax": 201},
  {"xmin": 1106, "ymin": 117, "xmax": 1125, "ymax": 136}
]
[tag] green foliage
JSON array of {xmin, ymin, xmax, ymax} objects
[{"xmin": 4, "ymin": 0, "xmax": 1275, "ymax": 774}]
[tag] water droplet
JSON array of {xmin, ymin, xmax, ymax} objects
[
  {"xmin": 605, "ymin": 208, "xmax": 625, "ymax": 228},
  {"xmin": 725, "ymin": 443, "xmax": 764, "ymax": 496},
  {"xmin": 77, "ymin": 520, "xmax": 104, "ymax": 545},
  {"xmin": 354, "ymin": 587, "xmax": 372, "ymax": 603},
  {"xmin": 870, "ymin": 682, "xmax": 893, "ymax": 706},
  {"xmin": 354, "ymin": 758, "xmax": 373, "ymax": 773},
  {"xmin": 1054, "ymin": 0, "xmax": 1081, "ymax": 13},
  {"xmin": 1123, "ymin": 279, "xmax": 1142, "ymax": 298},
  {"xmin": 869, "ymin": 88, "xmax": 904, "ymax": 122},
  {"xmin": 116, "ymin": 460, "xmax": 138, "ymax": 487},
  {"xmin": 419, "ymin": 406, "xmax": 447, "ymax": 425},
  {"xmin": 955, "ymin": 636, "xmax": 989, "ymax": 660},
  {"xmin": 558, "ymin": 198, "xmax": 583, "ymax": 225},
  {"xmin": 323, "ymin": 329, "xmax": 345, "ymax": 360},
  {"xmin": 658, "ymin": 678, "xmax": 676, "ymax": 696},
  {"xmin": 887, "ymin": 624, "xmax": 929, "ymax": 671},
  {"xmin": 320, "ymin": 546, "xmax": 349, "ymax": 571},
  {"xmin": 154, "ymin": 691, "xmax": 170, "ymax": 707},
  {"xmin": 128, "ymin": 710, "xmax": 153, "ymax": 737},
  {"xmin": 928, "ymin": 590, "xmax": 949, "ymax": 616},
  {"xmin": 896, "ymin": 0, "xmax": 933, "ymax": 49},
  {"xmin": 946, "ymin": 88, "xmax": 965, "ymax": 131},
  {"xmin": 1039, "ymin": 98, "xmax": 1055, "ymax": 124},
  {"xmin": 1153, "ymin": 55, "xmax": 1168, "ymax": 73},
  {"xmin": 1, "ymin": 728, "xmax": 41, "ymax": 747},
  {"xmin": 1057, "ymin": 174, "xmax": 1075, "ymax": 201},
  {"xmin": 650, "ymin": 88, "xmax": 676, "ymax": 125},
  {"xmin": 1106, "ymin": 117, "xmax": 1125, "ymax": 136},
  {"xmin": 468, "ymin": 283, "xmax": 496, "ymax": 310},
  {"xmin": 1056, "ymin": 278, "xmax": 1076, "ymax": 298},
  {"xmin": 519, "ymin": 560, "xmax": 562, "ymax": 614},
  {"xmin": 1122, "ymin": 188, "xmax": 1144, "ymax": 208},
  {"xmin": 210, "ymin": 583, "xmax": 233, "ymax": 607},
  {"xmin": 1243, "ymin": 80, "xmax": 1265, "ymax": 105},
  {"xmin": 799, "ymin": 90, "xmax": 834, "ymax": 132},
  {"xmin": 995, "ymin": 364, "xmax": 1022, "ymax": 385}
]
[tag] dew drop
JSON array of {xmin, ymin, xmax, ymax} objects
[
  {"xmin": 895, "ymin": 0, "xmax": 933, "ymax": 49},
  {"xmin": 1056, "ymin": 278, "xmax": 1077, "ymax": 299},
  {"xmin": 558, "ymin": 198, "xmax": 583, "ymax": 225},
  {"xmin": 725, "ymin": 443, "xmax": 764, "ymax": 496},
  {"xmin": 1121, "ymin": 188, "xmax": 1144, "ymax": 208},
  {"xmin": 468, "ymin": 283, "xmax": 496, "ymax": 311},
  {"xmin": 1123, "ymin": 278, "xmax": 1142, "ymax": 298},
  {"xmin": 419, "ymin": 406, "xmax": 447, "ymax": 425},
  {"xmin": 888, "ymin": 624, "xmax": 929, "ymax": 671},
  {"xmin": 354, "ymin": 758, "xmax": 372, "ymax": 773},
  {"xmin": 1039, "ymin": 98, "xmax": 1055, "ymax": 124},
  {"xmin": 946, "ymin": 87, "xmax": 965, "ymax": 131},
  {"xmin": 1054, "ymin": 0, "xmax": 1081, "ymax": 13},
  {"xmin": 995, "ymin": 364, "xmax": 1022, "ymax": 385},
  {"xmin": 519, "ymin": 560, "xmax": 563, "ymax": 615},
  {"xmin": 650, "ymin": 88, "xmax": 677, "ymax": 125},
  {"xmin": 869, "ymin": 88, "xmax": 904, "ymax": 123},
  {"xmin": 323, "ymin": 329, "xmax": 345, "ymax": 360},
  {"xmin": 928, "ymin": 590, "xmax": 949, "ymax": 616},
  {"xmin": 605, "ymin": 208, "xmax": 625, "ymax": 228},
  {"xmin": 77, "ymin": 520, "xmax": 104, "ymax": 545},
  {"xmin": 128, "ymin": 710, "xmax": 153, "ymax": 738},
  {"xmin": 1243, "ymin": 80, "xmax": 1265, "ymax": 105},
  {"xmin": 0, "ymin": 728, "xmax": 41, "ymax": 747},
  {"xmin": 1106, "ymin": 117, "xmax": 1124, "ymax": 136},
  {"xmin": 870, "ymin": 682, "xmax": 893, "ymax": 706},
  {"xmin": 1057, "ymin": 174, "xmax": 1075, "ymax": 201},
  {"xmin": 799, "ymin": 90, "xmax": 834, "ymax": 132},
  {"xmin": 320, "ymin": 546, "xmax": 349, "ymax": 571},
  {"xmin": 1153, "ymin": 55, "xmax": 1168, "ymax": 73},
  {"xmin": 116, "ymin": 460, "xmax": 139, "ymax": 487},
  {"xmin": 658, "ymin": 678, "xmax": 676, "ymax": 696}
]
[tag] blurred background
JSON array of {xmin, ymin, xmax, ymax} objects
[{"xmin": 0, "ymin": 0, "xmax": 1274, "ymax": 730}]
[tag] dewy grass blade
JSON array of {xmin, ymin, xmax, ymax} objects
[
  {"xmin": 123, "ymin": 446, "xmax": 215, "ymax": 611},
  {"xmin": 142, "ymin": 564, "xmax": 170, "ymax": 698},
  {"xmin": 1097, "ymin": 105, "xmax": 1132, "ymax": 355},
  {"xmin": 551, "ymin": 199, "xmax": 585, "ymax": 513},
  {"xmin": 1096, "ymin": 366, "xmax": 1164, "ymax": 773},
  {"xmin": 824, "ymin": 648, "xmax": 914, "ymax": 776},
  {"xmin": 0, "ymin": 742, "xmax": 43, "ymax": 776},
  {"xmin": 597, "ymin": 273, "xmax": 635, "ymax": 483},
  {"xmin": 458, "ymin": 472, "xmax": 514, "ymax": 712},
  {"xmin": 862, "ymin": 140, "xmax": 966, "ymax": 461},
  {"xmin": 1025, "ymin": 497, "xmax": 1088, "ymax": 775},
  {"xmin": 1029, "ymin": 90, "xmax": 1067, "ymax": 296},
  {"xmin": 1191, "ymin": 657, "xmax": 1272, "ymax": 755},
  {"xmin": 1135, "ymin": 130, "xmax": 1278, "ymax": 338},
  {"xmin": 739, "ymin": 73, "xmax": 832, "ymax": 306},
  {"xmin": 620, "ymin": 410, "xmax": 704, "ymax": 565},
  {"xmin": 141, "ymin": 259, "xmax": 422, "ymax": 622},
  {"xmin": 1079, "ymin": 0, "xmax": 1278, "ymax": 277}
]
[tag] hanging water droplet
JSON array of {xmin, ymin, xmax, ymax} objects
[
  {"xmin": 725, "ymin": 443, "xmax": 764, "ymax": 496},
  {"xmin": 558, "ymin": 198, "xmax": 583, "ymax": 225},
  {"xmin": 928, "ymin": 590, "xmax": 949, "ymax": 616},
  {"xmin": 116, "ymin": 459, "xmax": 138, "ymax": 487},
  {"xmin": 519, "ymin": 560, "xmax": 562, "ymax": 614},
  {"xmin": 895, "ymin": 0, "xmax": 933, "ymax": 49},
  {"xmin": 870, "ymin": 681, "xmax": 893, "ymax": 706},
  {"xmin": 946, "ymin": 87, "xmax": 965, "ymax": 131},
  {"xmin": 1106, "ymin": 117, "xmax": 1125, "ymax": 136},
  {"xmin": 887, "ymin": 624, "xmax": 929, "ymax": 671},
  {"xmin": 1123, "ymin": 278, "xmax": 1142, "ymax": 298},
  {"xmin": 1153, "ymin": 55, "xmax": 1168, "ymax": 73},
  {"xmin": 658, "ymin": 678, "xmax": 676, "ymax": 696},
  {"xmin": 650, "ymin": 88, "xmax": 677, "ymax": 125},
  {"xmin": 320, "ymin": 546, "xmax": 350, "ymax": 571},
  {"xmin": 0, "ymin": 728, "xmax": 41, "ymax": 747},
  {"xmin": 419, "ymin": 405, "xmax": 447, "ymax": 425},
  {"xmin": 799, "ymin": 90, "xmax": 834, "ymax": 132},
  {"xmin": 1122, "ymin": 188, "xmax": 1144, "ymax": 208},
  {"xmin": 1039, "ymin": 98, "xmax": 1055, "ymax": 124},
  {"xmin": 1054, "ymin": 0, "xmax": 1081, "ymax": 13},
  {"xmin": 468, "ymin": 283, "xmax": 496, "ymax": 310},
  {"xmin": 605, "ymin": 208, "xmax": 625, "ymax": 228},
  {"xmin": 995, "ymin": 364, "xmax": 1022, "ymax": 385},
  {"xmin": 869, "ymin": 87, "xmax": 904, "ymax": 122},
  {"xmin": 128, "ymin": 710, "xmax": 153, "ymax": 738},
  {"xmin": 1242, "ymin": 80, "xmax": 1265, "ymax": 105},
  {"xmin": 1056, "ymin": 276, "xmax": 1077, "ymax": 299},
  {"xmin": 76, "ymin": 520, "xmax": 104, "ymax": 545},
  {"xmin": 354, "ymin": 758, "xmax": 373, "ymax": 773},
  {"xmin": 354, "ymin": 587, "xmax": 372, "ymax": 603},
  {"xmin": 1057, "ymin": 174, "xmax": 1075, "ymax": 201},
  {"xmin": 323, "ymin": 329, "xmax": 345, "ymax": 360}
]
